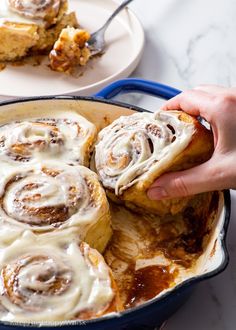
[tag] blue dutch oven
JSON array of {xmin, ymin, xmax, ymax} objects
[{"xmin": 0, "ymin": 78, "xmax": 230, "ymax": 330}]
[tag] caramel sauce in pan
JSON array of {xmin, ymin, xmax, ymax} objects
[
  {"xmin": 125, "ymin": 265, "xmax": 178, "ymax": 308},
  {"xmin": 104, "ymin": 191, "xmax": 219, "ymax": 308},
  {"xmin": 153, "ymin": 192, "xmax": 219, "ymax": 268},
  {"xmin": 0, "ymin": 63, "xmax": 6, "ymax": 71}
]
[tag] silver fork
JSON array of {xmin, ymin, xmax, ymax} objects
[{"xmin": 86, "ymin": 0, "xmax": 134, "ymax": 56}]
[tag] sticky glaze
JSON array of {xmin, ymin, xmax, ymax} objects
[{"xmin": 104, "ymin": 194, "xmax": 217, "ymax": 306}]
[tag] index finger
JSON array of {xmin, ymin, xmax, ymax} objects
[{"xmin": 160, "ymin": 89, "xmax": 215, "ymax": 122}]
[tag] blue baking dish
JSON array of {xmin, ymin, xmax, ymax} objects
[{"xmin": 0, "ymin": 78, "xmax": 230, "ymax": 330}]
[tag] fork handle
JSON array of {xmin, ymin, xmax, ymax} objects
[{"xmin": 98, "ymin": 0, "xmax": 134, "ymax": 33}]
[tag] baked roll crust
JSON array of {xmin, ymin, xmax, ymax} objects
[
  {"xmin": 0, "ymin": 231, "xmax": 122, "ymax": 322},
  {"xmin": 31, "ymin": 10, "xmax": 78, "ymax": 54},
  {"xmin": 0, "ymin": 116, "xmax": 97, "ymax": 166},
  {"xmin": 0, "ymin": 0, "xmax": 78, "ymax": 61},
  {"xmin": 0, "ymin": 162, "xmax": 112, "ymax": 253},
  {"xmin": 94, "ymin": 110, "xmax": 214, "ymax": 215},
  {"xmin": 0, "ymin": 21, "xmax": 39, "ymax": 61}
]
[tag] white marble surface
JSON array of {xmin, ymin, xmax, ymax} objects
[
  {"xmin": 0, "ymin": 0, "xmax": 235, "ymax": 328},
  {"xmin": 119, "ymin": 0, "xmax": 236, "ymax": 329}
]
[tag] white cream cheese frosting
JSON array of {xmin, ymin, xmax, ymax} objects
[
  {"xmin": 0, "ymin": 105, "xmax": 116, "ymax": 323},
  {"xmin": 95, "ymin": 110, "xmax": 195, "ymax": 195},
  {"xmin": 0, "ymin": 0, "xmax": 63, "ymax": 26},
  {"xmin": 0, "ymin": 231, "xmax": 114, "ymax": 322},
  {"xmin": 0, "ymin": 116, "xmax": 97, "ymax": 167},
  {"xmin": 0, "ymin": 161, "xmax": 108, "ymax": 235}
]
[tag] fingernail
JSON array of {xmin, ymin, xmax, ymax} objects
[{"xmin": 147, "ymin": 187, "xmax": 169, "ymax": 200}]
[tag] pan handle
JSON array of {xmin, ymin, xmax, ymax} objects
[{"xmin": 94, "ymin": 78, "xmax": 181, "ymax": 101}]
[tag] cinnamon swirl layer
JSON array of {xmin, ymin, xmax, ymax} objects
[
  {"xmin": 0, "ymin": 116, "xmax": 96, "ymax": 166},
  {"xmin": 0, "ymin": 231, "xmax": 122, "ymax": 322},
  {"xmin": 0, "ymin": 162, "xmax": 111, "ymax": 252},
  {"xmin": 95, "ymin": 110, "xmax": 214, "ymax": 215}
]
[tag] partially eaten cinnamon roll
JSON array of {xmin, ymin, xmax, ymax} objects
[
  {"xmin": 0, "ymin": 0, "xmax": 78, "ymax": 62},
  {"xmin": 0, "ymin": 231, "xmax": 122, "ymax": 322},
  {"xmin": 94, "ymin": 110, "xmax": 214, "ymax": 215},
  {"xmin": 0, "ymin": 162, "xmax": 112, "ymax": 253},
  {"xmin": 49, "ymin": 27, "xmax": 91, "ymax": 73}
]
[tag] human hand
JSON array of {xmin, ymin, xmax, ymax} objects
[{"xmin": 147, "ymin": 85, "xmax": 236, "ymax": 200}]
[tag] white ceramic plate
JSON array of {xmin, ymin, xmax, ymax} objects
[{"xmin": 0, "ymin": 0, "xmax": 144, "ymax": 99}]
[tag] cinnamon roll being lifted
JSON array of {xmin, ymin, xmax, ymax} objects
[
  {"xmin": 0, "ymin": 231, "xmax": 122, "ymax": 322},
  {"xmin": 0, "ymin": 116, "xmax": 96, "ymax": 166},
  {"xmin": 94, "ymin": 110, "xmax": 214, "ymax": 215},
  {"xmin": 0, "ymin": 162, "xmax": 111, "ymax": 253}
]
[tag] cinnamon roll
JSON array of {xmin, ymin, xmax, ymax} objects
[
  {"xmin": 0, "ymin": 0, "xmax": 78, "ymax": 62},
  {"xmin": 0, "ymin": 231, "xmax": 122, "ymax": 322},
  {"xmin": 94, "ymin": 110, "xmax": 214, "ymax": 215},
  {"xmin": 7, "ymin": 0, "xmax": 67, "ymax": 26},
  {"xmin": 0, "ymin": 162, "xmax": 112, "ymax": 253},
  {"xmin": 49, "ymin": 27, "xmax": 91, "ymax": 73},
  {"xmin": 0, "ymin": 116, "xmax": 97, "ymax": 166}
]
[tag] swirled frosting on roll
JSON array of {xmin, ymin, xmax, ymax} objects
[
  {"xmin": 0, "ymin": 117, "xmax": 96, "ymax": 166},
  {"xmin": 95, "ymin": 110, "xmax": 195, "ymax": 195},
  {"xmin": 0, "ymin": 162, "xmax": 110, "ymax": 238},
  {"xmin": 0, "ymin": 0, "xmax": 66, "ymax": 26},
  {"xmin": 0, "ymin": 231, "xmax": 121, "ymax": 322}
]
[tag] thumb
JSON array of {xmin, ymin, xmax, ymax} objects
[{"xmin": 147, "ymin": 162, "xmax": 220, "ymax": 200}]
